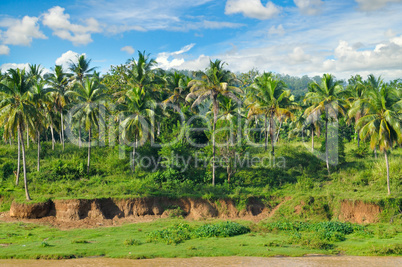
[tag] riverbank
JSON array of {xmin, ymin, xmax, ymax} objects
[{"xmin": 0, "ymin": 218, "xmax": 401, "ymax": 259}]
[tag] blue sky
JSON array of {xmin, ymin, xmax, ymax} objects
[{"xmin": 1, "ymin": 0, "xmax": 402, "ymax": 80}]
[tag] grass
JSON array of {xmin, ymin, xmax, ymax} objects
[{"xmin": 0, "ymin": 218, "xmax": 400, "ymax": 259}]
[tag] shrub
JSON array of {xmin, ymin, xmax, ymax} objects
[
  {"xmin": 146, "ymin": 223, "xmax": 192, "ymax": 245},
  {"xmin": 193, "ymin": 221, "xmax": 250, "ymax": 238}
]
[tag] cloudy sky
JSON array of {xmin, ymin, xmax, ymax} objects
[{"xmin": 1, "ymin": 0, "xmax": 402, "ymax": 80}]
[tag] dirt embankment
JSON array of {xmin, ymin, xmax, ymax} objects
[
  {"xmin": 338, "ymin": 200, "xmax": 381, "ymax": 224},
  {"xmin": 2, "ymin": 197, "xmax": 382, "ymax": 228},
  {"xmin": 4, "ymin": 197, "xmax": 269, "ymax": 229}
]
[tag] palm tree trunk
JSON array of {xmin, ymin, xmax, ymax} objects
[
  {"xmin": 270, "ymin": 114, "xmax": 275, "ymax": 156},
  {"xmin": 87, "ymin": 127, "xmax": 91, "ymax": 175},
  {"xmin": 374, "ymin": 147, "xmax": 377, "ymax": 159},
  {"xmin": 212, "ymin": 97, "xmax": 218, "ymax": 186},
  {"xmin": 18, "ymin": 126, "xmax": 31, "ymax": 201},
  {"xmin": 325, "ymin": 120, "xmax": 330, "ymax": 175},
  {"xmin": 37, "ymin": 130, "xmax": 40, "ymax": 172},
  {"xmin": 61, "ymin": 111, "xmax": 65, "ymax": 151},
  {"xmin": 132, "ymin": 135, "xmax": 137, "ymax": 172},
  {"xmin": 27, "ymin": 128, "xmax": 29, "ymax": 148},
  {"xmin": 264, "ymin": 114, "xmax": 268, "ymax": 152},
  {"xmin": 227, "ymin": 165, "xmax": 231, "ymax": 184},
  {"xmin": 16, "ymin": 131, "xmax": 21, "ymax": 185},
  {"xmin": 275, "ymin": 120, "xmax": 282, "ymax": 143},
  {"xmin": 385, "ymin": 150, "xmax": 390, "ymax": 195},
  {"xmin": 78, "ymin": 123, "xmax": 82, "ymax": 148},
  {"xmin": 311, "ymin": 127, "xmax": 314, "ymax": 153},
  {"xmin": 357, "ymin": 133, "xmax": 360, "ymax": 148},
  {"xmin": 50, "ymin": 123, "xmax": 55, "ymax": 150}
]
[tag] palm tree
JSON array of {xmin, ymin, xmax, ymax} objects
[
  {"xmin": 125, "ymin": 51, "xmax": 157, "ymax": 90},
  {"xmin": 162, "ymin": 72, "xmax": 191, "ymax": 110},
  {"xmin": 69, "ymin": 55, "xmax": 97, "ymax": 84},
  {"xmin": 215, "ymin": 97, "xmax": 243, "ymax": 183},
  {"xmin": 247, "ymin": 72, "xmax": 296, "ymax": 155},
  {"xmin": 45, "ymin": 65, "xmax": 70, "ymax": 150},
  {"xmin": 29, "ymin": 79, "xmax": 52, "ymax": 171},
  {"xmin": 346, "ymin": 75, "xmax": 366, "ymax": 147},
  {"xmin": 186, "ymin": 59, "xmax": 242, "ymax": 186},
  {"xmin": 0, "ymin": 68, "xmax": 36, "ymax": 200},
  {"xmin": 355, "ymin": 81, "xmax": 402, "ymax": 195},
  {"xmin": 304, "ymin": 74, "xmax": 347, "ymax": 175},
  {"xmin": 118, "ymin": 51, "xmax": 160, "ymax": 103},
  {"xmin": 68, "ymin": 77, "xmax": 108, "ymax": 175},
  {"xmin": 117, "ymin": 86, "xmax": 155, "ymax": 171}
]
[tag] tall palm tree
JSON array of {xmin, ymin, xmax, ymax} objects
[
  {"xmin": 68, "ymin": 77, "xmax": 108, "ymax": 175},
  {"xmin": 0, "ymin": 68, "xmax": 36, "ymax": 200},
  {"xmin": 304, "ymin": 74, "xmax": 347, "ymax": 175},
  {"xmin": 118, "ymin": 51, "xmax": 160, "ymax": 103},
  {"xmin": 69, "ymin": 55, "xmax": 97, "ymax": 84},
  {"xmin": 45, "ymin": 65, "xmax": 70, "ymax": 150},
  {"xmin": 186, "ymin": 59, "xmax": 242, "ymax": 186},
  {"xmin": 125, "ymin": 51, "xmax": 157, "ymax": 90},
  {"xmin": 355, "ymin": 82, "xmax": 402, "ymax": 195},
  {"xmin": 117, "ymin": 86, "xmax": 155, "ymax": 171},
  {"xmin": 346, "ymin": 75, "xmax": 367, "ymax": 147},
  {"xmin": 247, "ymin": 72, "xmax": 296, "ymax": 155},
  {"xmin": 162, "ymin": 72, "xmax": 191, "ymax": 110},
  {"xmin": 29, "ymin": 79, "xmax": 52, "ymax": 171}
]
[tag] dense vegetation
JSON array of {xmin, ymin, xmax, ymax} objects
[{"xmin": 0, "ymin": 51, "xmax": 401, "ymax": 209}]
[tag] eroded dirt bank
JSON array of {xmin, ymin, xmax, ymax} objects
[
  {"xmin": 3, "ymin": 197, "xmax": 269, "ymax": 229},
  {"xmin": 1, "ymin": 197, "xmax": 382, "ymax": 229}
]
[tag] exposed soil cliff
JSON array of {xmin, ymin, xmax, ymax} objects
[
  {"xmin": 338, "ymin": 200, "xmax": 381, "ymax": 223},
  {"xmin": 5, "ymin": 197, "xmax": 382, "ymax": 229}
]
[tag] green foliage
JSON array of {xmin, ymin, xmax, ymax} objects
[
  {"xmin": 193, "ymin": 221, "xmax": 250, "ymax": 238},
  {"xmin": 146, "ymin": 223, "xmax": 192, "ymax": 245},
  {"xmin": 146, "ymin": 221, "xmax": 250, "ymax": 245}
]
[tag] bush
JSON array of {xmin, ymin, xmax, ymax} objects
[
  {"xmin": 193, "ymin": 221, "xmax": 250, "ymax": 238},
  {"xmin": 146, "ymin": 223, "xmax": 192, "ymax": 245},
  {"xmin": 146, "ymin": 221, "xmax": 250, "ymax": 245}
]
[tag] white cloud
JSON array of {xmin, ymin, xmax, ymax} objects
[
  {"xmin": 225, "ymin": 0, "xmax": 280, "ymax": 20},
  {"xmin": 42, "ymin": 6, "xmax": 102, "ymax": 46},
  {"xmin": 268, "ymin": 24, "xmax": 285, "ymax": 36},
  {"xmin": 0, "ymin": 16, "xmax": 46, "ymax": 46},
  {"xmin": 289, "ymin": 47, "xmax": 312, "ymax": 64},
  {"xmin": 0, "ymin": 44, "xmax": 10, "ymax": 55},
  {"xmin": 156, "ymin": 43, "xmax": 196, "ymax": 69},
  {"xmin": 294, "ymin": 0, "xmax": 323, "ymax": 15},
  {"xmin": 55, "ymin": 50, "xmax": 84, "ymax": 71},
  {"xmin": 121, "ymin": 46, "xmax": 135, "ymax": 54},
  {"xmin": 0, "ymin": 63, "xmax": 30, "ymax": 73},
  {"xmin": 355, "ymin": 0, "xmax": 402, "ymax": 11}
]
